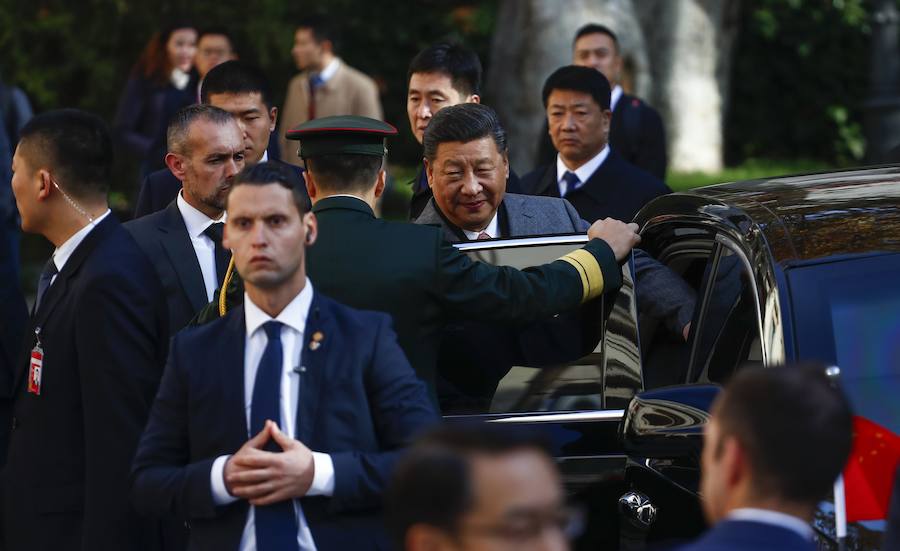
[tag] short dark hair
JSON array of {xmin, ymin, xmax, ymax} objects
[
  {"xmin": 304, "ymin": 154, "xmax": 383, "ymax": 194},
  {"xmin": 423, "ymin": 103, "xmax": 507, "ymax": 162},
  {"xmin": 197, "ymin": 26, "xmax": 236, "ymax": 50},
  {"xmin": 297, "ymin": 15, "xmax": 338, "ymax": 49},
  {"xmin": 407, "ymin": 42, "xmax": 482, "ymax": 97},
  {"xmin": 542, "ymin": 65, "xmax": 611, "ymax": 110},
  {"xmin": 229, "ymin": 161, "xmax": 311, "ymax": 215},
  {"xmin": 715, "ymin": 364, "xmax": 853, "ymax": 504},
  {"xmin": 166, "ymin": 104, "xmax": 235, "ymax": 155},
  {"xmin": 573, "ymin": 23, "xmax": 619, "ymax": 53},
  {"xmin": 386, "ymin": 424, "xmax": 553, "ymax": 549},
  {"xmin": 18, "ymin": 109, "xmax": 112, "ymax": 199},
  {"xmin": 201, "ymin": 60, "xmax": 274, "ymax": 109}
]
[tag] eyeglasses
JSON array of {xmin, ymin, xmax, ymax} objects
[{"xmin": 460, "ymin": 505, "xmax": 584, "ymax": 543}]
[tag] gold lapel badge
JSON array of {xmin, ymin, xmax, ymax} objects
[{"xmin": 309, "ymin": 331, "xmax": 324, "ymax": 351}]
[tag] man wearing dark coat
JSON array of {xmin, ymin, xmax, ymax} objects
[
  {"xmin": 3, "ymin": 110, "xmax": 169, "ymax": 550},
  {"xmin": 535, "ymin": 23, "xmax": 668, "ymax": 180},
  {"xmin": 521, "ymin": 65, "xmax": 671, "ymax": 224},
  {"xmin": 133, "ymin": 61, "xmax": 304, "ymax": 219}
]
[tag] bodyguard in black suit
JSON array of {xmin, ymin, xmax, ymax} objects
[
  {"xmin": 132, "ymin": 163, "xmax": 437, "ymax": 550},
  {"xmin": 520, "ymin": 65, "xmax": 670, "ymax": 223},
  {"xmin": 134, "ymin": 60, "xmax": 305, "ymax": 219},
  {"xmin": 2, "ymin": 110, "xmax": 168, "ymax": 550},
  {"xmin": 127, "ymin": 104, "xmax": 245, "ymax": 335},
  {"xmin": 534, "ymin": 23, "xmax": 668, "ymax": 179},
  {"xmin": 405, "ymin": 42, "xmax": 522, "ymax": 219}
]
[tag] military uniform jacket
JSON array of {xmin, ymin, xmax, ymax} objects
[{"xmin": 305, "ymin": 196, "xmax": 621, "ymax": 397}]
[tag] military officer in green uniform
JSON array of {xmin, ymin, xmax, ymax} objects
[{"xmin": 207, "ymin": 115, "xmax": 640, "ymax": 404}]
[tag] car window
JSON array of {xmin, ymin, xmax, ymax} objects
[
  {"xmin": 438, "ymin": 237, "xmax": 641, "ymax": 415},
  {"xmin": 788, "ymin": 253, "xmax": 900, "ymax": 431},
  {"xmin": 688, "ymin": 243, "xmax": 762, "ymax": 384}
]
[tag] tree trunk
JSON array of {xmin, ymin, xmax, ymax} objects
[
  {"xmin": 485, "ymin": 0, "xmax": 648, "ymax": 173},
  {"xmin": 635, "ymin": 0, "xmax": 741, "ymax": 173}
]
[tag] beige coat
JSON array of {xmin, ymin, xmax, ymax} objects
[{"xmin": 279, "ymin": 58, "xmax": 383, "ymax": 166}]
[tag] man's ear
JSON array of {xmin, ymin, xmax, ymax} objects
[
  {"xmin": 722, "ymin": 436, "xmax": 746, "ymax": 490},
  {"xmin": 268, "ymin": 106, "xmax": 278, "ymax": 133},
  {"xmin": 303, "ymin": 170, "xmax": 318, "ymax": 201},
  {"xmin": 468, "ymin": 94, "xmax": 481, "ymax": 104},
  {"xmin": 424, "ymin": 157, "xmax": 433, "ymax": 189},
  {"xmin": 502, "ymin": 152, "xmax": 510, "ymax": 181},
  {"xmin": 165, "ymin": 153, "xmax": 188, "ymax": 182},
  {"xmin": 373, "ymin": 169, "xmax": 386, "ymax": 199},
  {"xmin": 37, "ymin": 169, "xmax": 53, "ymax": 202},
  {"xmin": 302, "ymin": 211, "xmax": 318, "ymax": 246}
]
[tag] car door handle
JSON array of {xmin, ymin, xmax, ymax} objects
[{"xmin": 619, "ymin": 491, "xmax": 658, "ymax": 529}]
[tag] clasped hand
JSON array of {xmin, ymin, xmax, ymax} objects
[{"xmin": 224, "ymin": 420, "xmax": 315, "ymax": 506}]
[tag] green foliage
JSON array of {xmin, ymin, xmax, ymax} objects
[
  {"xmin": 0, "ymin": 0, "xmax": 497, "ymax": 197},
  {"xmin": 726, "ymin": 0, "xmax": 874, "ymax": 167},
  {"xmin": 667, "ymin": 158, "xmax": 833, "ymax": 191}
]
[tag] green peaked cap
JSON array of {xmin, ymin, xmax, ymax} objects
[{"xmin": 285, "ymin": 115, "xmax": 398, "ymax": 158}]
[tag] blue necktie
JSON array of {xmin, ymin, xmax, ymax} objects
[
  {"xmin": 34, "ymin": 258, "xmax": 58, "ymax": 312},
  {"xmin": 251, "ymin": 321, "xmax": 299, "ymax": 550},
  {"xmin": 562, "ymin": 171, "xmax": 581, "ymax": 197}
]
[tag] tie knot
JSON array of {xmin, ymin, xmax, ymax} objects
[
  {"xmin": 41, "ymin": 258, "xmax": 59, "ymax": 278},
  {"xmin": 562, "ymin": 171, "xmax": 580, "ymax": 186},
  {"xmin": 309, "ymin": 75, "xmax": 324, "ymax": 89},
  {"xmin": 203, "ymin": 222, "xmax": 224, "ymax": 244},
  {"xmin": 476, "ymin": 231, "xmax": 491, "ymax": 240},
  {"xmin": 262, "ymin": 321, "xmax": 283, "ymax": 341}
]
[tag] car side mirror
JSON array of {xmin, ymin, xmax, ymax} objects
[{"xmin": 620, "ymin": 384, "xmax": 721, "ymax": 460}]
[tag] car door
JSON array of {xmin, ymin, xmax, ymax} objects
[{"xmin": 442, "ymin": 235, "xmax": 643, "ymax": 492}]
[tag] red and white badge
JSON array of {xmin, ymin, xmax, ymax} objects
[{"xmin": 28, "ymin": 345, "xmax": 43, "ymax": 395}]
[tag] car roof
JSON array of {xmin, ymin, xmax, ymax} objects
[{"xmin": 641, "ymin": 164, "xmax": 900, "ymax": 265}]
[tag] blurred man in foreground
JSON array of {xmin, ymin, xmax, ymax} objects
[
  {"xmin": 678, "ymin": 364, "xmax": 853, "ymax": 551},
  {"xmin": 387, "ymin": 424, "xmax": 571, "ymax": 551}
]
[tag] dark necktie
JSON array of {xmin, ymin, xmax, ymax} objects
[
  {"xmin": 251, "ymin": 321, "xmax": 299, "ymax": 550},
  {"xmin": 202, "ymin": 222, "xmax": 230, "ymax": 288},
  {"xmin": 34, "ymin": 257, "xmax": 58, "ymax": 313},
  {"xmin": 477, "ymin": 231, "xmax": 491, "ymax": 240},
  {"xmin": 307, "ymin": 75, "xmax": 323, "ymax": 120},
  {"xmin": 562, "ymin": 171, "xmax": 581, "ymax": 197}
]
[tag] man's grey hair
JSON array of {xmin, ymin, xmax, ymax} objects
[
  {"xmin": 423, "ymin": 103, "xmax": 508, "ymax": 162},
  {"xmin": 166, "ymin": 104, "xmax": 235, "ymax": 155}
]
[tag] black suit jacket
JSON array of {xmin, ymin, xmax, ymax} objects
[
  {"xmin": 672, "ymin": 519, "xmax": 815, "ymax": 551},
  {"xmin": 131, "ymin": 293, "xmax": 438, "ymax": 551},
  {"xmin": 535, "ymin": 93, "xmax": 668, "ymax": 180},
  {"xmin": 1, "ymin": 215, "xmax": 169, "ymax": 551},
  {"xmin": 133, "ymin": 160, "xmax": 305, "ymax": 219},
  {"xmin": 520, "ymin": 149, "xmax": 671, "ymax": 223},
  {"xmin": 125, "ymin": 201, "xmax": 213, "ymax": 335}
]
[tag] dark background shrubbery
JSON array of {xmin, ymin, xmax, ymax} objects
[{"xmin": 0, "ymin": 0, "xmax": 877, "ymax": 198}]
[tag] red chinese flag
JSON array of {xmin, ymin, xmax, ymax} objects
[{"xmin": 843, "ymin": 416, "xmax": 900, "ymax": 522}]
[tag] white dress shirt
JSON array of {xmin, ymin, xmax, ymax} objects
[
  {"xmin": 556, "ymin": 145, "xmax": 610, "ymax": 196},
  {"xmin": 176, "ymin": 192, "xmax": 226, "ymax": 302},
  {"xmin": 209, "ymin": 280, "xmax": 335, "ymax": 551},
  {"xmin": 317, "ymin": 58, "xmax": 340, "ymax": 84},
  {"xmin": 610, "ymin": 84, "xmax": 624, "ymax": 112},
  {"xmin": 48, "ymin": 209, "xmax": 112, "ymax": 287},
  {"xmin": 462, "ymin": 212, "xmax": 500, "ymax": 240},
  {"xmin": 727, "ymin": 508, "xmax": 814, "ymax": 541}
]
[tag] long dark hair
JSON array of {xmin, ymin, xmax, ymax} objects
[{"xmin": 131, "ymin": 21, "xmax": 195, "ymax": 85}]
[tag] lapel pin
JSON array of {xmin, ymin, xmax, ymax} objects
[{"xmin": 309, "ymin": 331, "xmax": 324, "ymax": 351}]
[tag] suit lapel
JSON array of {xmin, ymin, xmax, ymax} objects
[
  {"xmin": 503, "ymin": 195, "xmax": 535, "ymax": 237},
  {"xmin": 221, "ymin": 305, "xmax": 250, "ymax": 442},
  {"xmin": 158, "ymin": 202, "xmax": 208, "ymax": 312},
  {"xmin": 537, "ymin": 165, "xmax": 559, "ymax": 197},
  {"xmin": 294, "ymin": 293, "xmax": 333, "ymax": 443}
]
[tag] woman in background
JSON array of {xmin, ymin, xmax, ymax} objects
[{"xmin": 115, "ymin": 23, "xmax": 197, "ymax": 178}]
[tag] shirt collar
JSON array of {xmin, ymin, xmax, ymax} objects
[
  {"xmin": 610, "ymin": 84, "xmax": 624, "ymax": 112},
  {"xmin": 556, "ymin": 145, "xmax": 610, "ymax": 188},
  {"xmin": 462, "ymin": 211, "xmax": 500, "ymax": 240},
  {"xmin": 726, "ymin": 508, "xmax": 814, "ymax": 541},
  {"xmin": 243, "ymin": 278, "xmax": 314, "ymax": 337},
  {"xmin": 318, "ymin": 57, "xmax": 340, "ymax": 83},
  {"xmin": 177, "ymin": 190, "xmax": 226, "ymax": 238},
  {"xmin": 260, "ymin": 151, "xmax": 269, "ymax": 162},
  {"xmin": 52, "ymin": 209, "xmax": 112, "ymax": 272}
]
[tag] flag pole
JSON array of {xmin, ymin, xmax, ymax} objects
[{"xmin": 834, "ymin": 471, "xmax": 848, "ymax": 550}]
